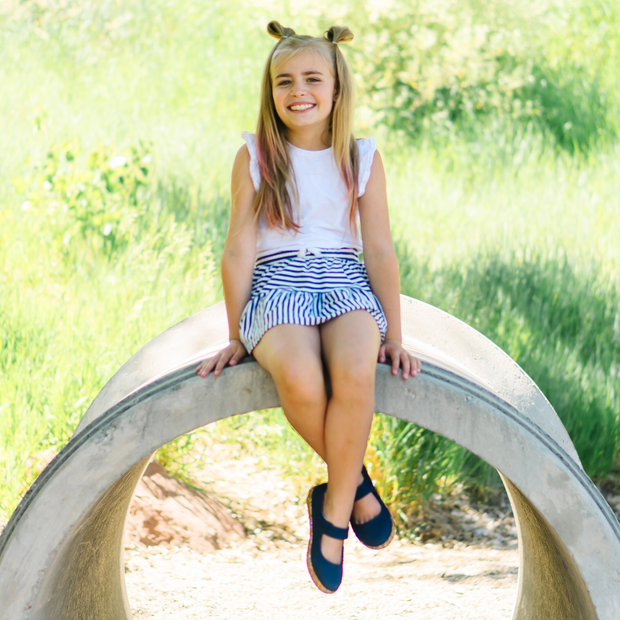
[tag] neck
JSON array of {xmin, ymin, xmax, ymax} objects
[{"xmin": 286, "ymin": 128, "xmax": 332, "ymax": 151}]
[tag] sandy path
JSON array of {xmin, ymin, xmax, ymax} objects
[
  {"xmin": 125, "ymin": 537, "xmax": 518, "ymax": 619},
  {"xmin": 124, "ymin": 447, "xmax": 519, "ymax": 619}
]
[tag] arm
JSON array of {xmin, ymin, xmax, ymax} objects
[
  {"xmin": 197, "ymin": 145, "xmax": 258, "ymax": 377},
  {"xmin": 358, "ymin": 149, "xmax": 421, "ymax": 379}
]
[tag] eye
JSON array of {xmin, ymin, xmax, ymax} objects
[{"xmin": 276, "ymin": 79, "xmax": 291, "ymax": 87}]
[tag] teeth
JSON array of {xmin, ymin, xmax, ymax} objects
[{"xmin": 290, "ymin": 103, "xmax": 314, "ymax": 111}]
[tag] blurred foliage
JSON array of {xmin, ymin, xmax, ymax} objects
[
  {"xmin": 344, "ymin": 0, "xmax": 618, "ymax": 151},
  {"xmin": 0, "ymin": 0, "xmax": 264, "ymax": 137},
  {"xmin": 349, "ymin": 1, "xmax": 534, "ymax": 132},
  {"xmin": 0, "ymin": 140, "xmax": 220, "ymax": 521},
  {"xmin": 15, "ymin": 142, "xmax": 152, "ymax": 258}
]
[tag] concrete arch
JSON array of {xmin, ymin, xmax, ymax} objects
[{"xmin": 0, "ymin": 296, "xmax": 619, "ymax": 619}]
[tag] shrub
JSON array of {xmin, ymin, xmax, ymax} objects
[
  {"xmin": 16, "ymin": 141, "xmax": 153, "ymax": 259},
  {"xmin": 345, "ymin": 0, "xmax": 618, "ymax": 151}
]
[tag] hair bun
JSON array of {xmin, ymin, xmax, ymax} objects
[
  {"xmin": 267, "ymin": 20, "xmax": 296, "ymax": 40},
  {"xmin": 324, "ymin": 25, "xmax": 354, "ymax": 45}
]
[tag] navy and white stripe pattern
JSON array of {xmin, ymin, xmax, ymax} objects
[{"xmin": 239, "ymin": 248, "xmax": 387, "ymax": 352}]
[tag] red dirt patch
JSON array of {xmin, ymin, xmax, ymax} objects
[{"xmin": 125, "ymin": 461, "xmax": 246, "ymax": 552}]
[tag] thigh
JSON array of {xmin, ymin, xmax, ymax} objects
[
  {"xmin": 320, "ymin": 310, "xmax": 381, "ymax": 381},
  {"xmin": 252, "ymin": 323, "xmax": 324, "ymax": 387}
]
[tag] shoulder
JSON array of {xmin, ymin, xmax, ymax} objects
[
  {"xmin": 233, "ymin": 144, "xmax": 251, "ymax": 177},
  {"xmin": 233, "ymin": 143, "xmax": 251, "ymax": 166},
  {"xmin": 238, "ymin": 132, "xmax": 261, "ymax": 191},
  {"xmin": 356, "ymin": 137, "xmax": 378, "ymax": 196},
  {"xmin": 231, "ymin": 143, "xmax": 255, "ymax": 194}
]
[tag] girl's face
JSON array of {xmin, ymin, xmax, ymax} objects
[{"xmin": 271, "ymin": 48, "xmax": 336, "ymax": 144}]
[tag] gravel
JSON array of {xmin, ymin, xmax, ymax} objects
[{"xmin": 125, "ymin": 537, "xmax": 519, "ymax": 620}]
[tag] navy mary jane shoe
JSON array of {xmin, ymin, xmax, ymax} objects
[
  {"xmin": 351, "ymin": 465, "xmax": 395, "ymax": 549},
  {"xmin": 306, "ymin": 483, "xmax": 349, "ymax": 593}
]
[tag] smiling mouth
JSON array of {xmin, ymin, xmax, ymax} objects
[{"xmin": 289, "ymin": 103, "xmax": 315, "ymax": 111}]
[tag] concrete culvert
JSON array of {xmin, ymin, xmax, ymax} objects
[{"xmin": 1, "ymin": 296, "xmax": 618, "ymax": 619}]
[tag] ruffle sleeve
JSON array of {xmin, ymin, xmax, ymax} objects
[
  {"xmin": 242, "ymin": 131, "xmax": 262, "ymax": 192},
  {"xmin": 357, "ymin": 137, "xmax": 377, "ymax": 197}
]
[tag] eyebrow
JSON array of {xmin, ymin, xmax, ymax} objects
[{"xmin": 275, "ymin": 70, "xmax": 324, "ymax": 79}]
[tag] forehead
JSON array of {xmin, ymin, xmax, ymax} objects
[{"xmin": 272, "ymin": 47, "xmax": 333, "ymax": 78}]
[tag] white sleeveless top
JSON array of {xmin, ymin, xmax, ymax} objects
[{"xmin": 242, "ymin": 132, "xmax": 377, "ymax": 258}]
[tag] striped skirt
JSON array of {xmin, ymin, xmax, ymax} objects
[{"xmin": 238, "ymin": 248, "xmax": 387, "ymax": 353}]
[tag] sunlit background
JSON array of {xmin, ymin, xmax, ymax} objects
[{"xmin": 1, "ymin": 0, "xmax": 619, "ymax": 530}]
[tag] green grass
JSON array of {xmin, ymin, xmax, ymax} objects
[
  {"xmin": 1, "ymin": 0, "xmax": 619, "ymax": 525},
  {"xmin": 0, "ymin": 203, "xmax": 220, "ymax": 517},
  {"xmin": 395, "ymin": 246, "xmax": 620, "ymax": 495}
]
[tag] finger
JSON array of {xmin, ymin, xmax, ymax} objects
[
  {"xmin": 401, "ymin": 352, "xmax": 411, "ymax": 380},
  {"xmin": 229, "ymin": 345, "xmax": 246, "ymax": 366},
  {"xmin": 196, "ymin": 356, "xmax": 218, "ymax": 378},
  {"xmin": 378, "ymin": 344, "xmax": 386, "ymax": 363},
  {"xmin": 391, "ymin": 350, "xmax": 400, "ymax": 376},
  {"xmin": 196, "ymin": 357, "xmax": 215, "ymax": 376},
  {"xmin": 410, "ymin": 355, "xmax": 422, "ymax": 376},
  {"xmin": 213, "ymin": 350, "xmax": 234, "ymax": 377}
]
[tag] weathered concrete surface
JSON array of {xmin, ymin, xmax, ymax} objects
[
  {"xmin": 0, "ymin": 296, "xmax": 618, "ymax": 619},
  {"xmin": 75, "ymin": 298, "xmax": 581, "ymax": 466}
]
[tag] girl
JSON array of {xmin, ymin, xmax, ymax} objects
[{"xmin": 197, "ymin": 21, "xmax": 421, "ymax": 593}]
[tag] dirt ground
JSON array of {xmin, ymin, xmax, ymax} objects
[
  {"xmin": 125, "ymin": 536, "xmax": 519, "ymax": 620},
  {"xmin": 124, "ymin": 448, "xmax": 521, "ymax": 619}
]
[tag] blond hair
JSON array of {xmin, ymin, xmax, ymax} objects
[{"xmin": 254, "ymin": 20, "xmax": 358, "ymax": 231}]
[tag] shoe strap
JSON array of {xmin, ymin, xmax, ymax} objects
[
  {"xmin": 354, "ymin": 465, "xmax": 374, "ymax": 502},
  {"xmin": 313, "ymin": 484, "xmax": 349, "ymax": 540},
  {"xmin": 319, "ymin": 513, "xmax": 349, "ymax": 540}
]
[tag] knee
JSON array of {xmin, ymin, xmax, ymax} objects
[
  {"xmin": 329, "ymin": 357, "xmax": 376, "ymax": 402},
  {"xmin": 273, "ymin": 359, "xmax": 326, "ymax": 406}
]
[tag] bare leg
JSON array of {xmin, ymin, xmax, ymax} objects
[
  {"xmin": 253, "ymin": 316, "xmax": 383, "ymax": 564},
  {"xmin": 318, "ymin": 311, "xmax": 382, "ymax": 563},
  {"xmin": 252, "ymin": 324, "xmax": 328, "ymax": 461}
]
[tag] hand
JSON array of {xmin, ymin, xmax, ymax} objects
[
  {"xmin": 378, "ymin": 339, "xmax": 422, "ymax": 379},
  {"xmin": 196, "ymin": 339, "xmax": 248, "ymax": 378}
]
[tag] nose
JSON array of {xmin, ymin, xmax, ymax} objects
[{"xmin": 290, "ymin": 81, "xmax": 307, "ymax": 97}]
